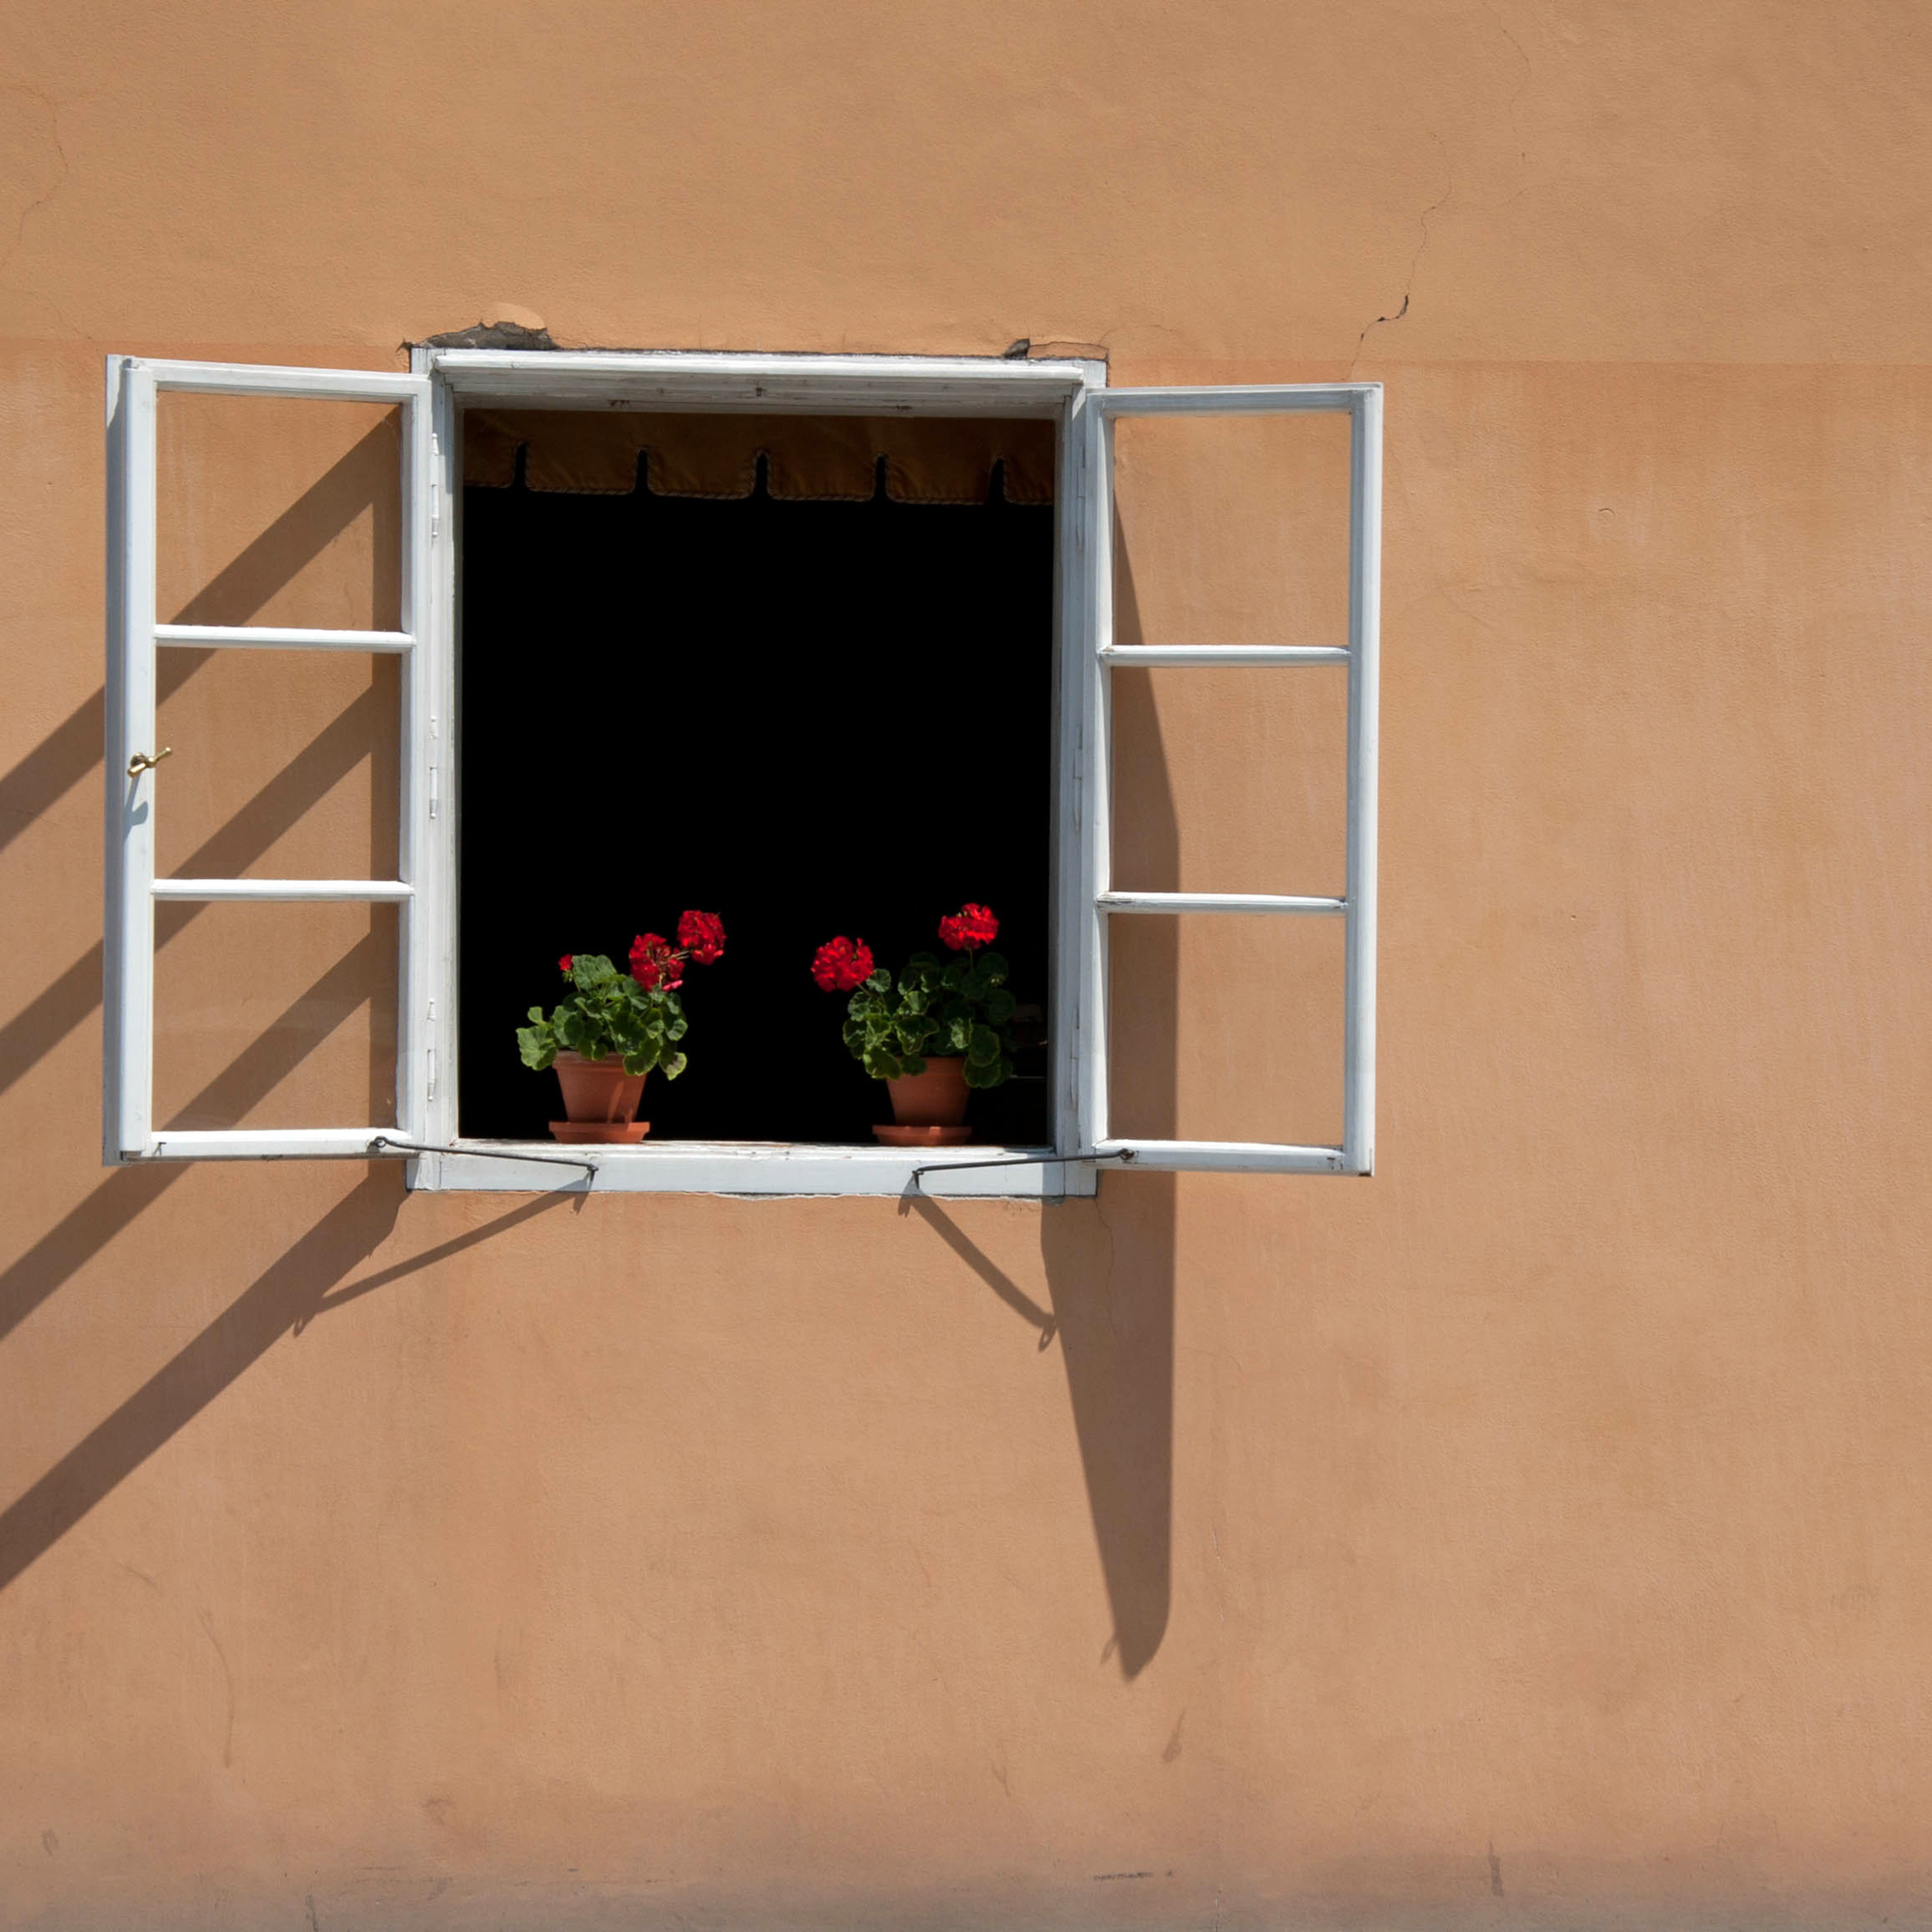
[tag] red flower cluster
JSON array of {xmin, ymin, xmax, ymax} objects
[
  {"xmin": 677, "ymin": 908, "xmax": 726, "ymax": 965},
  {"xmin": 811, "ymin": 935, "xmax": 875, "ymax": 992},
  {"xmin": 557, "ymin": 954, "xmax": 574, "ymax": 975},
  {"xmin": 938, "ymin": 902, "xmax": 999, "ymax": 952},
  {"xmin": 628, "ymin": 932, "xmax": 684, "ymax": 991}
]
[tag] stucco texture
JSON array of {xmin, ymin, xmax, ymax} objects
[{"xmin": 3, "ymin": 4, "xmax": 1932, "ymax": 1927}]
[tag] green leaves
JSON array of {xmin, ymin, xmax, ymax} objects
[
  {"xmin": 518, "ymin": 952, "xmax": 701, "ymax": 1086},
  {"xmin": 834, "ymin": 940, "xmax": 1021, "ymax": 1089}
]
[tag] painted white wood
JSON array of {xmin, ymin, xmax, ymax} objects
[
  {"xmin": 102, "ymin": 355, "xmax": 431, "ymax": 1164},
  {"xmin": 412, "ymin": 1142, "xmax": 1099, "ymax": 1199},
  {"xmin": 1050, "ymin": 367, "xmax": 1107, "ymax": 1153},
  {"xmin": 411, "ymin": 349, "xmax": 1113, "ymax": 1195},
  {"xmin": 152, "ymin": 878, "xmax": 413, "ymax": 901},
  {"xmin": 1098, "ymin": 890, "xmax": 1347, "ymax": 917},
  {"xmin": 1096, "ymin": 383, "xmax": 1375, "ymax": 418},
  {"xmin": 156, "ymin": 623, "xmax": 414, "ymax": 652},
  {"xmin": 1074, "ymin": 387, "xmax": 1114, "ymax": 1162},
  {"xmin": 1094, "ymin": 1138, "xmax": 1349, "ymax": 1174},
  {"xmin": 1079, "ymin": 382, "xmax": 1381, "ymax": 1178},
  {"xmin": 428, "ymin": 348, "xmax": 1090, "ymax": 417},
  {"xmin": 104, "ymin": 357, "xmax": 158, "ymax": 1158},
  {"xmin": 131, "ymin": 359, "xmax": 420, "ymax": 403},
  {"xmin": 144, "ymin": 1128, "xmax": 406, "ymax": 1159},
  {"xmin": 416, "ymin": 346, "xmax": 462, "ymax": 1149},
  {"xmin": 396, "ymin": 345, "xmax": 436, "ymax": 1151},
  {"xmin": 1098, "ymin": 644, "xmax": 1350, "ymax": 668},
  {"xmin": 1343, "ymin": 386, "xmax": 1381, "ymax": 1177}
]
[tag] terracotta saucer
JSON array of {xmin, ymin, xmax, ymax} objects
[
  {"xmin": 549, "ymin": 1121, "xmax": 651, "ymax": 1144},
  {"xmin": 872, "ymin": 1124, "xmax": 973, "ymax": 1147}
]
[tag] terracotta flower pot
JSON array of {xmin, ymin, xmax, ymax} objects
[
  {"xmin": 550, "ymin": 1050, "xmax": 651, "ymax": 1145},
  {"xmin": 874, "ymin": 1055, "xmax": 972, "ymax": 1147}
]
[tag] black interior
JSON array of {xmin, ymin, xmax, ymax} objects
[{"xmin": 457, "ymin": 423, "xmax": 1056, "ymax": 1145}]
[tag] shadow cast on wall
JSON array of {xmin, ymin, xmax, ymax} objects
[
  {"xmin": 3, "ymin": 418, "xmax": 1179, "ymax": 1695},
  {"xmin": 906, "ymin": 533, "xmax": 1180, "ymax": 1682},
  {"xmin": 0, "ymin": 416, "xmax": 459, "ymax": 1589},
  {"xmin": 0, "ymin": 418, "xmax": 403, "ymax": 1104}
]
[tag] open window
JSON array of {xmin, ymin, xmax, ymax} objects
[
  {"xmin": 102, "ymin": 357, "xmax": 435, "ymax": 1163},
  {"xmin": 103, "ymin": 351, "xmax": 1378, "ymax": 1195},
  {"xmin": 1075, "ymin": 384, "xmax": 1380, "ymax": 1176}
]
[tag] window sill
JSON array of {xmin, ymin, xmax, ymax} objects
[{"xmin": 407, "ymin": 1140, "xmax": 1098, "ymax": 1198}]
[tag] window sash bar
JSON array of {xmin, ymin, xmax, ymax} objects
[
  {"xmin": 141, "ymin": 360, "xmax": 420, "ymax": 403},
  {"xmin": 1096, "ymin": 383, "xmax": 1374, "ymax": 418},
  {"xmin": 144, "ymin": 1128, "xmax": 411, "ymax": 1160},
  {"xmin": 1099, "ymin": 644, "xmax": 1348, "ymax": 668},
  {"xmin": 156, "ymin": 623, "xmax": 413, "ymax": 653},
  {"xmin": 152, "ymin": 878, "xmax": 413, "ymax": 902},
  {"xmin": 105, "ymin": 358, "xmax": 158, "ymax": 1157},
  {"xmin": 1094, "ymin": 1138, "xmax": 1348, "ymax": 1174},
  {"xmin": 1075, "ymin": 391, "xmax": 1114, "ymax": 1156},
  {"xmin": 1342, "ymin": 386, "xmax": 1381, "ymax": 1176},
  {"xmin": 1099, "ymin": 891, "xmax": 1345, "ymax": 917}
]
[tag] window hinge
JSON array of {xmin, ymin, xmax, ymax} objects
[
  {"xmin": 430, "ymin": 433, "xmax": 441, "ymax": 539},
  {"xmin": 429, "ymin": 765, "xmax": 438, "ymax": 819},
  {"xmin": 426, "ymin": 1045, "xmax": 436, "ymax": 1101}
]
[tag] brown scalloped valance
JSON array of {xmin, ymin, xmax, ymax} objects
[{"xmin": 462, "ymin": 411, "xmax": 1055, "ymax": 505}]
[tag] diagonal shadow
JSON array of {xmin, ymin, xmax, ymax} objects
[
  {"xmin": 900, "ymin": 1195, "xmax": 1058, "ymax": 1348},
  {"xmin": 0, "ymin": 1176, "xmax": 575, "ymax": 1596},
  {"xmin": 0, "ymin": 655, "xmax": 209, "ymax": 856},
  {"xmin": 0, "ymin": 417, "xmax": 398, "ymax": 859},
  {"xmin": 0, "ymin": 682, "xmax": 385, "ymax": 1102},
  {"xmin": 297, "ymin": 1190, "xmax": 580, "ymax": 1334},
  {"xmin": 0, "ymin": 1174, "xmax": 399, "ymax": 1594},
  {"xmin": 0, "ymin": 934, "xmax": 384, "ymax": 1349}
]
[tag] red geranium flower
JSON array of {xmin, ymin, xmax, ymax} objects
[
  {"xmin": 557, "ymin": 953, "xmax": 574, "ymax": 975},
  {"xmin": 811, "ymin": 935, "xmax": 875, "ymax": 993},
  {"xmin": 629, "ymin": 932, "xmax": 684, "ymax": 991},
  {"xmin": 938, "ymin": 902, "xmax": 999, "ymax": 952},
  {"xmin": 677, "ymin": 909, "xmax": 726, "ymax": 965}
]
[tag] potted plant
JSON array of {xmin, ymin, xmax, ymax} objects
[
  {"xmin": 517, "ymin": 912, "xmax": 725, "ymax": 1142},
  {"xmin": 811, "ymin": 904, "xmax": 1017, "ymax": 1146}
]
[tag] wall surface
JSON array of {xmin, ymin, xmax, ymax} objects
[{"xmin": 4, "ymin": 4, "xmax": 1932, "ymax": 1927}]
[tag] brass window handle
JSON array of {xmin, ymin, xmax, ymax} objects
[{"xmin": 128, "ymin": 747, "xmax": 173, "ymax": 778}]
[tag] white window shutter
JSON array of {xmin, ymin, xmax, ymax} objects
[
  {"xmin": 1072, "ymin": 383, "xmax": 1380, "ymax": 1175},
  {"xmin": 102, "ymin": 357, "xmax": 437, "ymax": 1162}
]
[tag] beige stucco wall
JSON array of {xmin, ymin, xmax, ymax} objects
[{"xmin": 5, "ymin": 4, "xmax": 1932, "ymax": 1926}]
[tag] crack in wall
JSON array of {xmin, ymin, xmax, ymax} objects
[
  {"xmin": 0, "ymin": 85, "xmax": 76, "ymax": 335},
  {"xmin": 1491, "ymin": 7, "xmax": 1532, "ymax": 163},
  {"xmin": 1350, "ymin": 132, "xmax": 1453, "ymax": 376}
]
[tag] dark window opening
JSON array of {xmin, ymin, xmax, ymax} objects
[{"xmin": 457, "ymin": 421, "xmax": 1056, "ymax": 1145}]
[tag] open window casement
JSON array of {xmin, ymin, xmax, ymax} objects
[
  {"xmin": 102, "ymin": 351, "xmax": 1377, "ymax": 1192},
  {"xmin": 1069, "ymin": 383, "xmax": 1379, "ymax": 1176},
  {"xmin": 103, "ymin": 357, "xmax": 439, "ymax": 1164}
]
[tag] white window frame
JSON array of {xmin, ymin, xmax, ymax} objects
[{"xmin": 105, "ymin": 349, "xmax": 1378, "ymax": 1197}]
